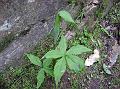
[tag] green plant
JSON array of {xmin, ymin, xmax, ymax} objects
[
  {"xmin": 51, "ymin": 10, "xmax": 75, "ymax": 43},
  {"xmin": 26, "ymin": 54, "xmax": 53, "ymax": 89},
  {"xmin": 27, "ymin": 36, "xmax": 91, "ymax": 88},
  {"xmin": 79, "ymin": 26, "xmax": 96, "ymax": 47}
]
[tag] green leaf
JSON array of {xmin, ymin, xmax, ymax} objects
[
  {"xmin": 26, "ymin": 54, "xmax": 42, "ymax": 66},
  {"xmin": 37, "ymin": 68, "xmax": 45, "ymax": 89},
  {"xmin": 51, "ymin": 15, "xmax": 61, "ymax": 43},
  {"xmin": 67, "ymin": 55, "xmax": 85, "ymax": 71},
  {"xmin": 103, "ymin": 64, "xmax": 112, "ymax": 75},
  {"xmin": 56, "ymin": 36, "xmax": 67, "ymax": 54},
  {"xmin": 54, "ymin": 57, "xmax": 66, "ymax": 86},
  {"xmin": 44, "ymin": 50, "xmax": 63, "ymax": 59},
  {"xmin": 67, "ymin": 45, "xmax": 92, "ymax": 55},
  {"xmin": 43, "ymin": 58, "xmax": 52, "ymax": 68},
  {"xmin": 44, "ymin": 68, "xmax": 54, "ymax": 77},
  {"xmin": 51, "ymin": 10, "xmax": 75, "ymax": 43},
  {"xmin": 58, "ymin": 10, "xmax": 75, "ymax": 23},
  {"xmin": 66, "ymin": 56, "xmax": 80, "ymax": 72},
  {"xmin": 52, "ymin": 27, "xmax": 60, "ymax": 43}
]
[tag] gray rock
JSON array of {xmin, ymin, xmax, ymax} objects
[{"xmin": 0, "ymin": 0, "xmax": 67, "ymax": 71}]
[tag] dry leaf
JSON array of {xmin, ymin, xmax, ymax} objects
[
  {"xmin": 85, "ymin": 49, "xmax": 100, "ymax": 66},
  {"xmin": 108, "ymin": 41, "xmax": 120, "ymax": 68}
]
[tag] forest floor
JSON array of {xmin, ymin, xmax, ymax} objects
[{"xmin": 0, "ymin": 0, "xmax": 120, "ymax": 89}]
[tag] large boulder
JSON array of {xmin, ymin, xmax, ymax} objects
[{"xmin": 0, "ymin": 0, "xmax": 67, "ymax": 71}]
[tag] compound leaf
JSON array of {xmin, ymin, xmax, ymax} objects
[
  {"xmin": 56, "ymin": 36, "xmax": 67, "ymax": 54},
  {"xmin": 26, "ymin": 54, "xmax": 42, "ymax": 66},
  {"xmin": 67, "ymin": 55, "xmax": 85, "ymax": 71},
  {"xmin": 54, "ymin": 57, "xmax": 66, "ymax": 86},
  {"xmin": 37, "ymin": 68, "xmax": 45, "ymax": 89},
  {"xmin": 43, "ymin": 58, "xmax": 52, "ymax": 68},
  {"xmin": 66, "ymin": 55, "xmax": 80, "ymax": 72},
  {"xmin": 44, "ymin": 50, "xmax": 63, "ymax": 59},
  {"xmin": 58, "ymin": 10, "xmax": 75, "ymax": 23},
  {"xmin": 67, "ymin": 45, "xmax": 92, "ymax": 55},
  {"xmin": 44, "ymin": 68, "xmax": 54, "ymax": 77}
]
